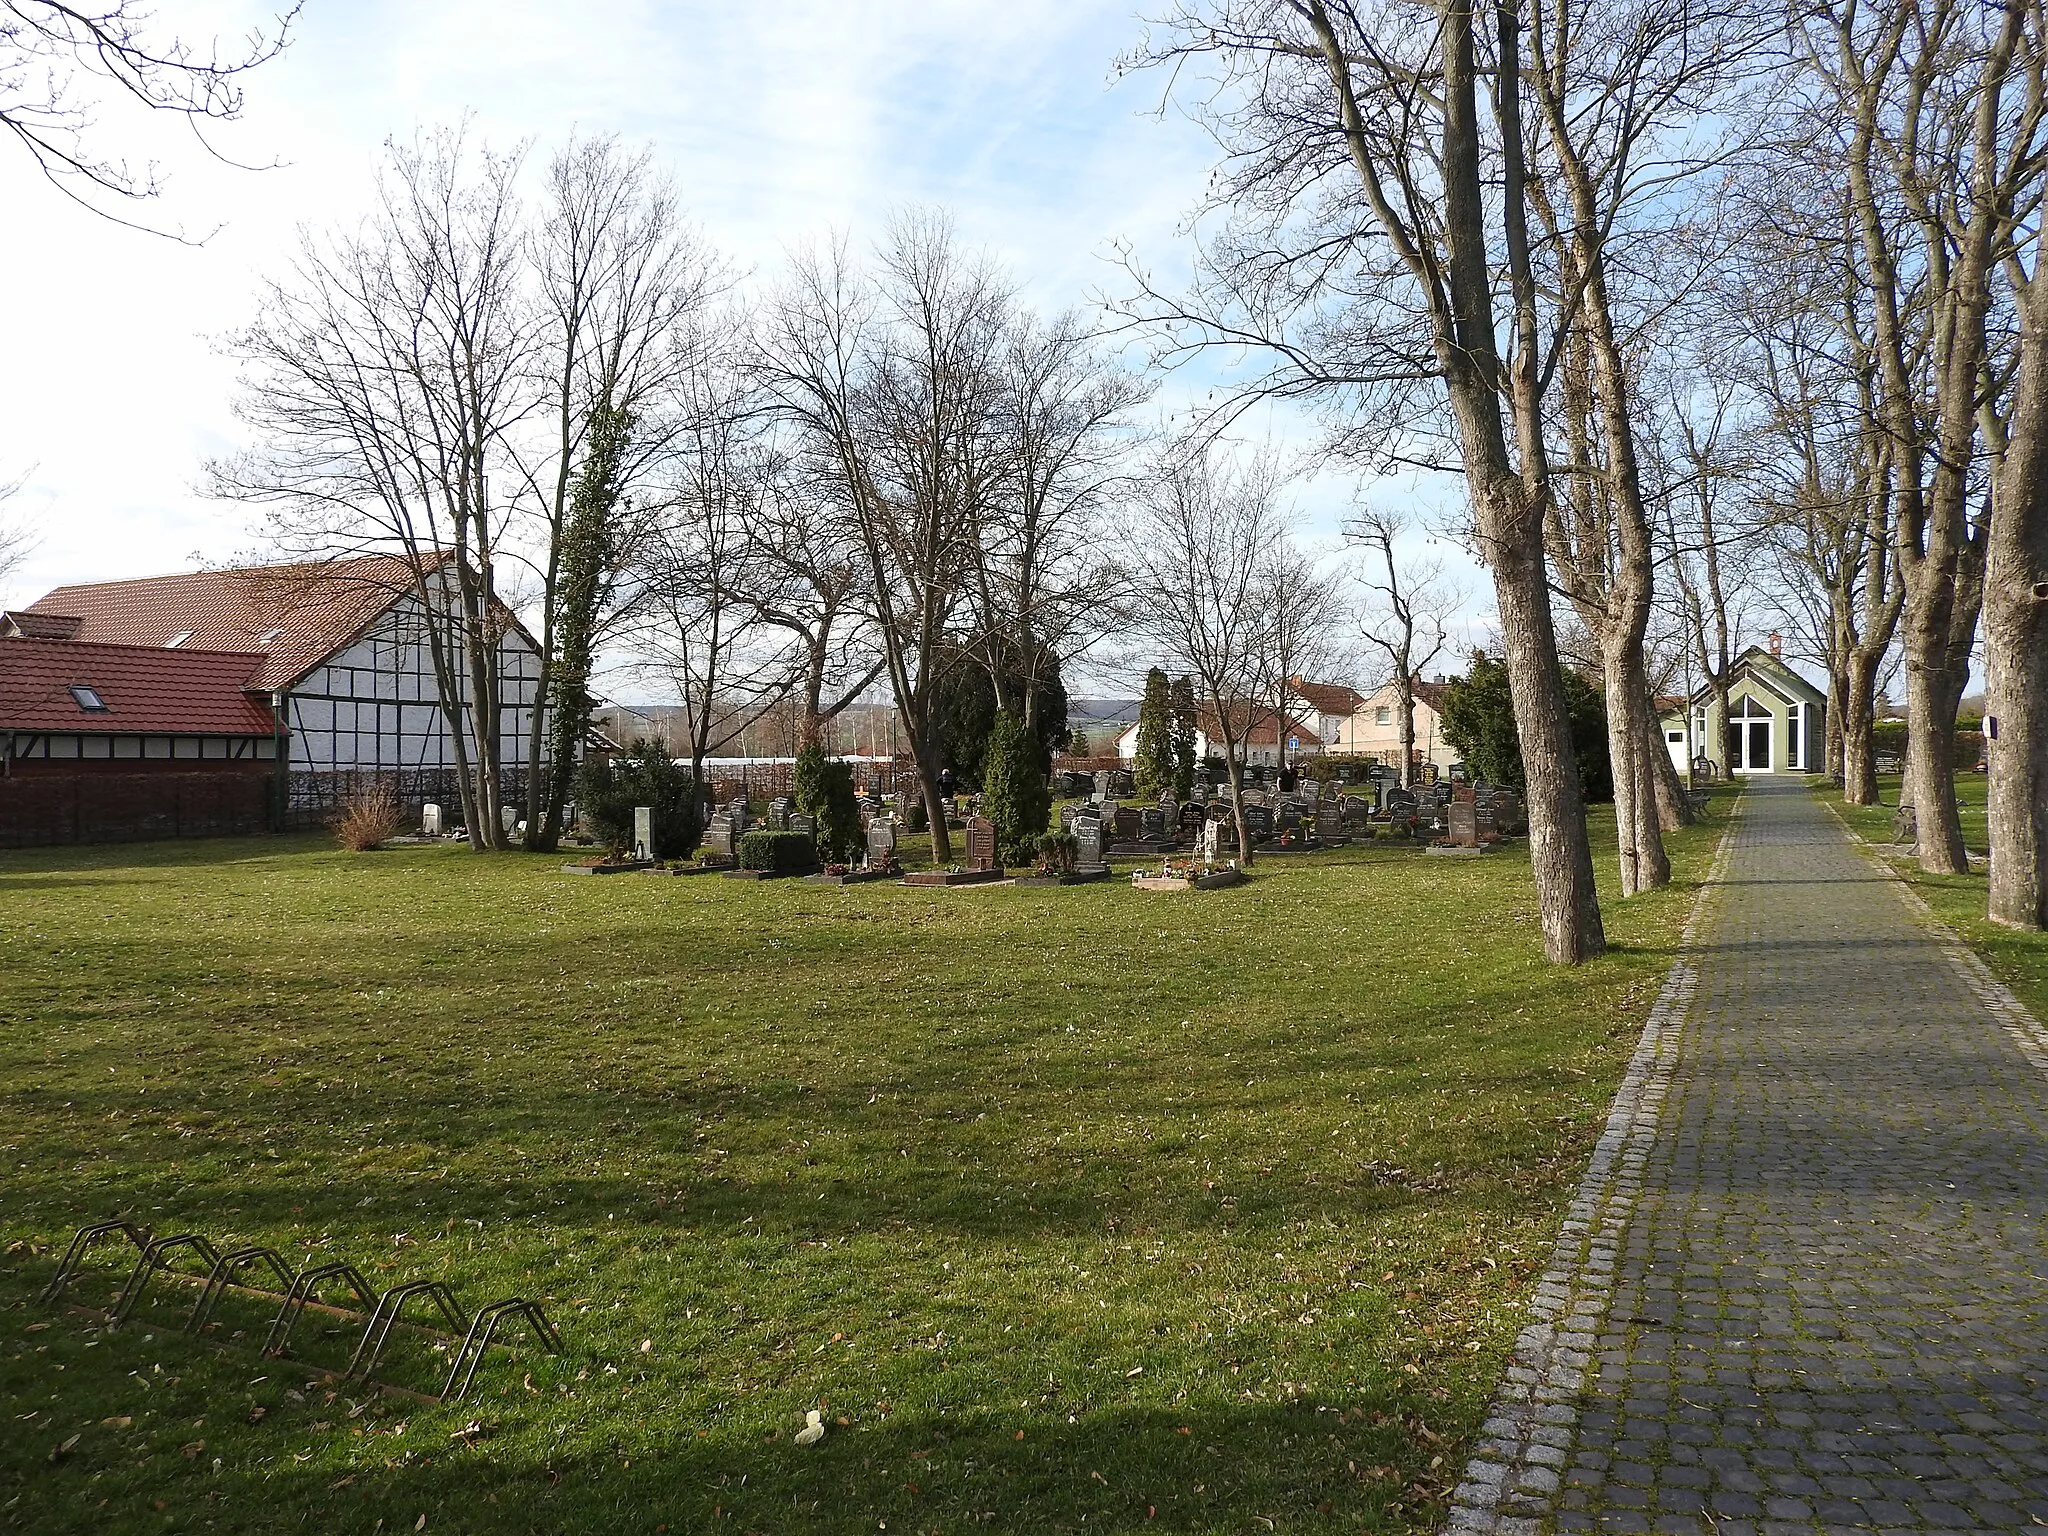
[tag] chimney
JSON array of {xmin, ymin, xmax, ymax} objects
[{"xmin": 1768, "ymin": 631, "xmax": 1782, "ymax": 659}]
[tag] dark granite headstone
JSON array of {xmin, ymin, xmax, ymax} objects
[
  {"xmin": 1073, "ymin": 814, "xmax": 1106, "ymax": 871},
  {"xmin": 790, "ymin": 811, "xmax": 817, "ymax": 839},
  {"xmin": 767, "ymin": 795, "xmax": 796, "ymax": 831},
  {"xmin": 1385, "ymin": 787, "xmax": 1419, "ymax": 818},
  {"xmin": 1094, "ymin": 770, "xmax": 1113, "ymax": 802},
  {"xmin": 1242, "ymin": 804, "xmax": 1274, "ymax": 840},
  {"xmin": 1491, "ymin": 790, "xmax": 1522, "ymax": 834},
  {"xmin": 1316, "ymin": 801, "xmax": 1342, "ymax": 842},
  {"xmin": 1112, "ymin": 806, "xmax": 1142, "ymax": 844},
  {"xmin": 964, "ymin": 815, "xmax": 1000, "ymax": 873}
]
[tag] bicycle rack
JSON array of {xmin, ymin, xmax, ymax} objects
[
  {"xmin": 42, "ymin": 1219, "xmax": 564, "ymax": 1402},
  {"xmin": 347, "ymin": 1280, "xmax": 467, "ymax": 1382},
  {"xmin": 187, "ymin": 1246, "xmax": 298, "ymax": 1337},
  {"xmin": 36, "ymin": 1219, "xmax": 150, "ymax": 1306},
  {"xmin": 441, "ymin": 1298, "xmax": 566, "ymax": 1403},
  {"xmin": 111, "ymin": 1234, "xmax": 223, "ymax": 1327},
  {"xmin": 262, "ymin": 1261, "xmax": 380, "ymax": 1358}
]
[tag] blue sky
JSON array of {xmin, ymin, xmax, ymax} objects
[{"xmin": 0, "ymin": 0, "xmax": 1483, "ymax": 685}]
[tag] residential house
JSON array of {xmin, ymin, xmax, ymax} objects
[
  {"xmin": 1338, "ymin": 677, "xmax": 1459, "ymax": 774},
  {"xmin": 19, "ymin": 555, "xmax": 545, "ymax": 828},
  {"xmin": 1114, "ymin": 700, "xmax": 1318, "ymax": 769},
  {"xmin": 1286, "ymin": 678, "xmax": 1367, "ymax": 753}
]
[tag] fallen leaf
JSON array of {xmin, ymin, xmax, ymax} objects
[
  {"xmin": 50, "ymin": 1434, "xmax": 80, "ymax": 1463},
  {"xmin": 180, "ymin": 1440, "xmax": 206, "ymax": 1459},
  {"xmin": 101, "ymin": 1416, "xmax": 132, "ymax": 1429}
]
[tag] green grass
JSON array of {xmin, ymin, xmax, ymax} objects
[
  {"xmin": 1, "ymin": 799, "xmax": 1728, "ymax": 1535},
  {"xmin": 1816, "ymin": 773, "xmax": 2048, "ymax": 1023}
]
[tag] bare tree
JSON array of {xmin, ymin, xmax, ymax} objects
[
  {"xmin": 1259, "ymin": 546, "xmax": 1344, "ymax": 774},
  {"xmin": 965, "ymin": 310, "xmax": 1148, "ymax": 736},
  {"xmin": 212, "ymin": 126, "xmax": 534, "ymax": 849},
  {"xmin": 1119, "ymin": 0, "xmax": 1767, "ymax": 956},
  {"xmin": 1348, "ymin": 507, "xmax": 1457, "ymax": 787},
  {"xmin": 757, "ymin": 213, "xmax": 1007, "ymax": 862},
  {"xmin": 1125, "ymin": 442, "xmax": 1289, "ymax": 867},
  {"xmin": 633, "ymin": 327, "xmax": 770, "ymax": 789},
  {"xmin": 1, "ymin": 0, "xmax": 295, "ymax": 227},
  {"xmin": 1804, "ymin": 0, "xmax": 2044, "ymax": 873},
  {"xmin": 728, "ymin": 466, "xmax": 886, "ymax": 745},
  {"xmin": 513, "ymin": 136, "xmax": 728, "ymax": 849}
]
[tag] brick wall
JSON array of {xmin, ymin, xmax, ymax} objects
[{"xmin": 0, "ymin": 760, "xmax": 274, "ymax": 847}]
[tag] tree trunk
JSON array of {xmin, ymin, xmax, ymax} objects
[
  {"xmin": 1396, "ymin": 673, "xmax": 1416, "ymax": 788},
  {"xmin": 1222, "ymin": 742, "xmax": 1254, "ymax": 869},
  {"xmin": 1602, "ymin": 639, "xmax": 1671, "ymax": 893},
  {"xmin": 1645, "ymin": 677, "xmax": 1694, "ymax": 830},
  {"xmin": 1987, "ymin": 283, "xmax": 2048, "ymax": 927},
  {"xmin": 1841, "ymin": 649, "xmax": 1881, "ymax": 806}
]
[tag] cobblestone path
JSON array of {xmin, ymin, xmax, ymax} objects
[{"xmin": 1452, "ymin": 779, "xmax": 2048, "ymax": 1534}]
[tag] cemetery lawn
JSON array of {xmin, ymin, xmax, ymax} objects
[
  {"xmin": 2, "ymin": 799, "xmax": 1727, "ymax": 1536},
  {"xmin": 1816, "ymin": 773, "xmax": 2048, "ymax": 1022}
]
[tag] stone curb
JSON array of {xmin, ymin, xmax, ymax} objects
[
  {"xmin": 1442, "ymin": 797, "xmax": 1742, "ymax": 1536},
  {"xmin": 1821, "ymin": 798, "xmax": 2048, "ymax": 1074}
]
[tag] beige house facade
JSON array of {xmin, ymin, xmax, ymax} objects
[{"xmin": 1337, "ymin": 679, "xmax": 1458, "ymax": 773}]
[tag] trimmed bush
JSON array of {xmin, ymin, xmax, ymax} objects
[
  {"xmin": 574, "ymin": 740, "xmax": 701, "ymax": 858},
  {"xmin": 739, "ymin": 829, "xmax": 819, "ymax": 873},
  {"xmin": 794, "ymin": 745, "xmax": 863, "ymax": 863},
  {"xmin": 982, "ymin": 710, "xmax": 1052, "ymax": 851}
]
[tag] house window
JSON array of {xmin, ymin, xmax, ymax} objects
[
  {"xmin": 69, "ymin": 685, "xmax": 108, "ymax": 712},
  {"xmin": 1374, "ymin": 706, "xmax": 1391, "ymax": 725}
]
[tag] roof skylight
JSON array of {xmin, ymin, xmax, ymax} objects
[
  {"xmin": 165, "ymin": 631, "xmax": 195, "ymax": 648},
  {"xmin": 256, "ymin": 627, "xmax": 284, "ymax": 643},
  {"xmin": 69, "ymin": 685, "xmax": 108, "ymax": 712}
]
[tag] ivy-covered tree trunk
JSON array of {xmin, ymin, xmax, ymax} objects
[{"xmin": 529, "ymin": 405, "xmax": 630, "ymax": 852}]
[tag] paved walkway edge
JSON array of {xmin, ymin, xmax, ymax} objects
[
  {"xmin": 1444, "ymin": 806, "xmax": 1741, "ymax": 1536},
  {"xmin": 1820, "ymin": 797, "xmax": 2048, "ymax": 1075}
]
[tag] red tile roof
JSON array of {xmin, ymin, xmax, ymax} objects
[
  {"xmin": 1288, "ymin": 677, "xmax": 1367, "ymax": 716},
  {"xmin": 27, "ymin": 555, "xmax": 424, "ymax": 690},
  {"xmin": 0, "ymin": 610, "xmax": 83, "ymax": 639},
  {"xmin": 0, "ymin": 637, "xmax": 275, "ymax": 735}
]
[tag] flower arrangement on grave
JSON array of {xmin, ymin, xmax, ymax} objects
[{"xmin": 1035, "ymin": 831, "xmax": 1078, "ymax": 877}]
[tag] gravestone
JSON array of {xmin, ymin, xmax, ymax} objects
[
  {"xmin": 633, "ymin": 805, "xmax": 654, "ymax": 863},
  {"xmin": 1893, "ymin": 801, "xmax": 1917, "ymax": 846},
  {"xmin": 1139, "ymin": 806, "xmax": 1167, "ymax": 840},
  {"xmin": 1094, "ymin": 770, "xmax": 1113, "ymax": 802},
  {"xmin": 421, "ymin": 802, "xmax": 442, "ymax": 836},
  {"xmin": 767, "ymin": 795, "xmax": 796, "ymax": 832},
  {"xmin": 964, "ymin": 814, "xmax": 1001, "ymax": 874},
  {"xmin": 1474, "ymin": 799, "xmax": 1497, "ymax": 841},
  {"xmin": 724, "ymin": 796, "xmax": 751, "ymax": 829},
  {"xmin": 1241, "ymin": 803, "xmax": 1274, "ymax": 840},
  {"xmin": 1386, "ymin": 787, "xmax": 1419, "ymax": 819},
  {"xmin": 867, "ymin": 816, "xmax": 897, "ymax": 869},
  {"xmin": 1491, "ymin": 790, "xmax": 1522, "ymax": 834},
  {"xmin": 500, "ymin": 805, "xmax": 519, "ymax": 837},
  {"xmin": 1447, "ymin": 799, "xmax": 1478, "ymax": 847},
  {"xmin": 790, "ymin": 811, "xmax": 817, "ymax": 840},
  {"xmin": 1112, "ymin": 806, "xmax": 1142, "ymax": 844},
  {"xmin": 1073, "ymin": 814, "xmax": 1107, "ymax": 872},
  {"xmin": 1340, "ymin": 795, "xmax": 1371, "ymax": 828},
  {"xmin": 1202, "ymin": 816, "xmax": 1238, "ymax": 858},
  {"xmin": 703, "ymin": 812, "xmax": 739, "ymax": 864},
  {"xmin": 1300, "ymin": 778, "xmax": 1320, "ymax": 803},
  {"xmin": 1316, "ymin": 800, "xmax": 1343, "ymax": 843},
  {"xmin": 1159, "ymin": 792, "xmax": 1178, "ymax": 829},
  {"xmin": 1179, "ymin": 800, "xmax": 1207, "ymax": 835}
]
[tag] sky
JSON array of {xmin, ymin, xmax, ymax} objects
[{"xmin": 0, "ymin": 0, "xmax": 1483, "ymax": 693}]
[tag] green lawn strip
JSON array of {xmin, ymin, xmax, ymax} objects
[
  {"xmin": 1, "ymin": 797, "xmax": 1727, "ymax": 1535},
  {"xmin": 1813, "ymin": 774, "xmax": 2048, "ymax": 1024}
]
